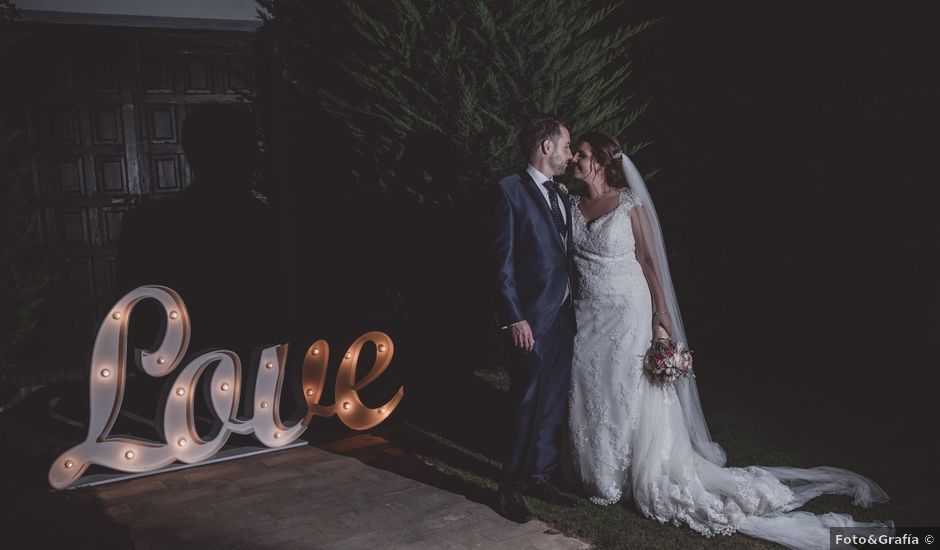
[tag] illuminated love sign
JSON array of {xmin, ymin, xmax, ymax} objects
[{"xmin": 48, "ymin": 285, "xmax": 404, "ymax": 489}]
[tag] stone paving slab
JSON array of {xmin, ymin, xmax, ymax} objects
[{"xmin": 92, "ymin": 443, "xmax": 590, "ymax": 549}]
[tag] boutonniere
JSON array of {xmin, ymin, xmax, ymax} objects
[{"xmin": 555, "ymin": 182, "xmax": 570, "ymax": 195}]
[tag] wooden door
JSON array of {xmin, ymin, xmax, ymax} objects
[{"xmin": 24, "ymin": 26, "xmax": 256, "ymax": 376}]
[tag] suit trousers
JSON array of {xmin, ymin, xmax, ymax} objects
[{"xmin": 501, "ymin": 299, "xmax": 575, "ymax": 490}]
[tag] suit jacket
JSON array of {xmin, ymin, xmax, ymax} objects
[{"xmin": 491, "ymin": 169, "xmax": 577, "ymax": 340}]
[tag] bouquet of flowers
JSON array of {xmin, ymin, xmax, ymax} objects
[{"xmin": 643, "ymin": 326, "xmax": 693, "ymax": 384}]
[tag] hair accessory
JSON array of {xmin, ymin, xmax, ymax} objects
[{"xmin": 613, "ymin": 151, "xmax": 623, "ymax": 161}]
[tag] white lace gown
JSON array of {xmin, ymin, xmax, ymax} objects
[{"xmin": 567, "ymin": 189, "xmax": 890, "ymax": 549}]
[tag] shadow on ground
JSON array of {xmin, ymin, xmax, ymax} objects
[{"xmin": 0, "ymin": 384, "xmax": 132, "ymax": 549}]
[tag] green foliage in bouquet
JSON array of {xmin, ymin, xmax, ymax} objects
[
  {"xmin": 0, "ymin": 2, "xmax": 49, "ymax": 372},
  {"xmin": 258, "ymin": 0, "xmax": 656, "ymax": 197}
]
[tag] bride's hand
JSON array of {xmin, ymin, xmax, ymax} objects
[{"xmin": 653, "ymin": 311, "xmax": 673, "ymax": 338}]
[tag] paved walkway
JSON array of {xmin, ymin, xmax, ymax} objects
[{"xmin": 94, "ymin": 437, "xmax": 590, "ymax": 549}]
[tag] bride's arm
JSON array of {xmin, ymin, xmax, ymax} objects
[{"xmin": 630, "ymin": 207, "xmax": 673, "ymax": 336}]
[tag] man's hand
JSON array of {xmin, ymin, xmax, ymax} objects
[{"xmin": 510, "ymin": 320, "xmax": 535, "ymax": 351}]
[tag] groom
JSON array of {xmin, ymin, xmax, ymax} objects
[{"xmin": 491, "ymin": 116, "xmax": 577, "ymax": 522}]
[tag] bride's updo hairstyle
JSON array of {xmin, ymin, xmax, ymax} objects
[{"xmin": 578, "ymin": 132, "xmax": 628, "ymax": 189}]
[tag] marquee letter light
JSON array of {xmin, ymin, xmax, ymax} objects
[
  {"xmin": 163, "ymin": 350, "xmax": 241, "ymax": 463},
  {"xmin": 49, "ymin": 286, "xmax": 191, "ymax": 489},
  {"xmin": 224, "ymin": 343, "xmax": 308, "ymax": 447},
  {"xmin": 332, "ymin": 332, "xmax": 404, "ymax": 430},
  {"xmin": 301, "ymin": 333, "xmax": 404, "ymax": 429},
  {"xmin": 48, "ymin": 286, "xmax": 404, "ymax": 489}
]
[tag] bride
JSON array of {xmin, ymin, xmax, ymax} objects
[{"xmin": 565, "ymin": 131, "xmax": 891, "ymax": 549}]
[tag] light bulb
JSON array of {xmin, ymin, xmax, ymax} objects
[
  {"xmin": 220, "ymin": 383, "xmax": 230, "ymax": 391},
  {"xmin": 305, "ymin": 388, "xmax": 314, "ymax": 396},
  {"xmin": 124, "ymin": 450, "xmax": 135, "ymax": 460},
  {"xmin": 378, "ymin": 344, "xmax": 386, "ymax": 353},
  {"xmin": 169, "ymin": 311, "xmax": 179, "ymax": 320},
  {"xmin": 64, "ymin": 460, "xmax": 74, "ymax": 469},
  {"xmin": 260, "ymin": 401, "xmax": 268, "ymax": 409},
  {"xmin": 273, "ymin": 432, "xmax": 281, "ymax": 439},
  {"xmin": 265, "ymin": 361, "xmax": 273, "ymax": 370},
  {"xmin": 112, "ymin": 311, "xmax": 122, "ymax": 320},
  {"xmin": 176, "ymin": 387, "xmax": 185, "ymax": 396},
  {"xmin": 344, "ymin": 352, "xmax": 351, "ymax": 359},
  {"xmin": 100, "ymin": 368, "xmax": 111, "ymax": 378},
  {"xmin": 379, "ymin": 407, "xmax": 386, "ymax": 414},
  {"xmin": 311, "ymin": 348, "xmax": 320, "ymax": 356},
  {"xmin": 342, "ymin": 401, "xmax": 351, "ymax": 410},
  {"xmin": 157, "ymin": 356, "xmax": 166, "ymax": 365},
  {"xmin": 177, "ymin": 438, "xmax": 187, "ymax": 447}
]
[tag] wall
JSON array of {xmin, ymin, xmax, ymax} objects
[{"xmin": 17, "ymin": 0, "xmax": 262, "ymax": 30}]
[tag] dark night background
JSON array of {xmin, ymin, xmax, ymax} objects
[{"xmin": 624, "ymin": 0, "xmax": 938, "ymax": 428}]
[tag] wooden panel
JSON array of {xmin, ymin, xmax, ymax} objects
[
  {"xmin": 96, "ymin": 256, "xmax": 118, "ymax": 297},
  {"xmin": 53, "ymin": 157, "xmax": 85, "ymax": 195},
  {"xmin": 148, "ymin": 105, "xmax": 178, "ymax": 143},
  {"xmin": 143, "ymin": 55, "xmax": 174, "ymax": 93},
  {"xmin": 89, "ymin": 59, "xmax": 119, "ymax": 93},
  {"xmin": 151, "ymin": 154, "xmax": 183, "ymax": 193},
  {"xmin": 50, "ymin": 106, "xmax": 81, "ymax": 145},
  {"xmin": 183, "ymin": 55, "xmax": 213, "ymax": 93},
  {"xmin": 62, "ymin": 256, "xmax": 95, "ymax": 296},
  {"xmin": 47, "ymin": 59, "xmax": 76, "ymax": 94},
  {"xmin": 99, "ymin": 206, "xmax": 127, "ymax": 246},
  {"xmin": 91, "ymin": 106, "xmax": 123, "ymax": 144},
  {"xmin": 224, "ymin": 54, "xmax": 252, "ymax": 93},
  {"xmin": 95, "ymin": 155, "xmax": 127, "ymax": 194},
  {"xmin": 56, "ymin": 208, "xmax": 90, "ymax": 246}
]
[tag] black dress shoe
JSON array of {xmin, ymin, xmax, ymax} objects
[
  {"xmin": 497, "ymin": 491, "xmax": 532, "ymax": 523},
  {"xmin": 524, "ymin": 479, "xmax": 576, "ymax": 507}
]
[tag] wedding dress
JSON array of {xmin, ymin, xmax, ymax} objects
[{"xmin": 566, "ymin": 176, "xmax": 890, "ymax": 549}]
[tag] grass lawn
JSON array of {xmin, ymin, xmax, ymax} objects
[{"xmin": 385, "ymin": 365, "xmax": 936, "ymax": 550}]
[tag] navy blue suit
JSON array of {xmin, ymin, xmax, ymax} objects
[{"xmin": 491, "ymin": 169, "xmax": 576, "ymax": 489}]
